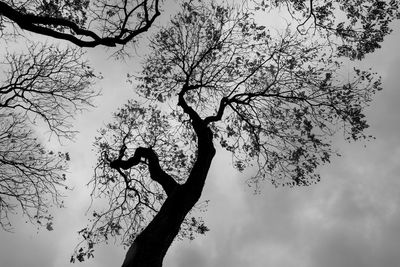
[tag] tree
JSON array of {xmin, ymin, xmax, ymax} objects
[
  {"xmin": 0, "ymin": 42, "xmax": 98, "ymax": 230},
  {"xmin": 71, "ymin": 1, "xmax": 399, "ymax": 267}
]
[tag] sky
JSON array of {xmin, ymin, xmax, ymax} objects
[{"xmin": 2, "ymin": 3, "xmax": 400, "ymax": 267}]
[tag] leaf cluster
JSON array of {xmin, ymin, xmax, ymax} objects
[{"xmin": 254, "ymin": 0, "xmax": 400, "ymax": 59}]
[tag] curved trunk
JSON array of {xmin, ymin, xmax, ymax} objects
[
  {"xmin": 121, "ymin": 187, "xmax": 190, "ymax": 267},
  {"xmin": 122, "ymin": 126, "xmax": 216, "ymax": 267}
]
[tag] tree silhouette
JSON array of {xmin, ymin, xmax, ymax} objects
[
  {"xmin": 0, "ymin": 43, "xmax": 98, "ymax": 230},
  {"xmin": 72, "ymin": 1, "xmax": 397, "ymax": 266}
]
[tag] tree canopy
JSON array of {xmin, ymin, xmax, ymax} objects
[
  {"xmin": 71, "ymin": 1, "xmax": 397, "ymax": 265},
  {"xmin": 255, "ymin": 0, "xmax": 400, "ymax": 60}
]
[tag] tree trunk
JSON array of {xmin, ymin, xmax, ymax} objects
[
  {"xmin": 122, "ymin": 126, "xmax": 216, "ymax": 267},
  {"xmin": 121, "ymin": 186, "xmax": 189, "ymax": 267}
]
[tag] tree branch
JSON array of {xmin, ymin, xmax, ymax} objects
[
  {"xmin": 109, "ymin": 147, "xmax": 179, "ymax": 196},
  {"xmin": 0, "ymin": 1, "xmax": 161, "ymax": 47},
  {"xmin": 204, "ymin": 97, "xmax": 228, "ymax": 124},
  {"xmin": 177, "ymin": 84, "xmax": 205, "ymax": 132}
]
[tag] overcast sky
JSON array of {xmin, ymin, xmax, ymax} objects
[{"xmin": 2, "ymin": 4, "xmax": 400, "ymax": 267}]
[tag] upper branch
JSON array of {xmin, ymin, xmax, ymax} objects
[
  {"xmin": 177, "ymin": 84, "xmax": 206, "ymax": 132},
  {"xmin": 296, "ymin": 0, "xmax": 316, "ymax": 34},
  {"xmin": 0, "ymin": 1, "xmax": 161, "ymax": 47},
  {"xmin": 109, "ymin": 146, "xmax": 178, "ymax": 196},
  {"xmin": 204, "ymin": 97, "xmax": 229, "ymax": 124}
]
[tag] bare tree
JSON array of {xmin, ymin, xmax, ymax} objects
[
  {"xmin": 0, "ymin": 112, "xmax": 67, "ymax": 230},
  {"xmin": 71, "ymin": 1, "xmax": 397, "ymax": 266},
  {"xmin": 1, "ymin": 43, "xmax": 98, "ymax": 138},
  {"xmin": 0, "ymin": 43, "xmax": 98, "ymax": 230},
  {"xmin": 0, "ymin": 0, "xmax": 162, "ymax": 48}
]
